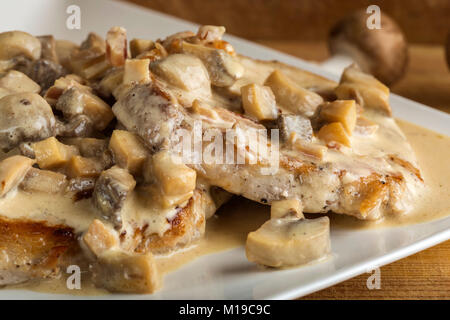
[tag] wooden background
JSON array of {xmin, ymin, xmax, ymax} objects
[{"xmin": 123, "ymin": 0, "xmax": 450, "ymax": 299}]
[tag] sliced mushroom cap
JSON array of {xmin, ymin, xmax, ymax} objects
[
  {"xmin": 151, "ymin": 53, "xmax": 212, "ymax": 97},
  {"xmin": 0, "ymin": 31, "xmax": 41, "ymax": 61},
  {"xmin": 181, "ymin": 41, "xmax": 244, "ymax": 87},
  {"xmin": 246, "ymin": 216, "xmax": 330, "ymax": 268},
  {"xmin": 0, "ymin": 92, "xmax": 55, "ymax": 152}
]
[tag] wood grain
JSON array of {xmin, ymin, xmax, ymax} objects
[{"xmin": 126, "ymin": 0, "xmax": 450, "ymax": 44}]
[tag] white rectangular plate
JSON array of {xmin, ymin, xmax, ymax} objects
[{"xmin": 0, "ymin": 0, "xmax": 449, "ymax": 300}]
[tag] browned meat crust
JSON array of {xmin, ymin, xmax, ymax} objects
[{"xmin": 0, "ymin": 218, "xmax": 76, "ymax": 286}]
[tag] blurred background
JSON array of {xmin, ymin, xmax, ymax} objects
[
  {"xmin": 123, "ymin": 0, "xmax": 450, "ymax": 300},
  {"xmin": 125, "ymin": 0, "xmax": 450, "ymax": 114}
]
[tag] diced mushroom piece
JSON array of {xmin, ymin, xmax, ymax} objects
[
  {"xmin": 57, "ymin": 114, "xmax": 94, "ymax": 138},
  {"xmin": 148, "ymin": 150, "xmax": 197, "ymax": 197},
  {"xmin": 83, "ymin": 219, "xmax": 160, "ymax": 293},
  {"xmin": 318, "ymin": 122, "xmax": 351, "ymax": 148},
  {"xmin": 0, "ymin": 87, "xmax": 12, "ymax": 99},
  {"xmin": 264, "ymin": 70, "xmax": 323, "ymax": 117},
  {"xmin": 109, "ymin": 130, "xmax": 148, "ymax": 175},
  {"xmin": 241, "ymin": 84, "xmax": 278, "ymax": 121},
  {"xmin": 291, "ymin": 138, "xmax": 328, "ymax": 160},
  {"xmin": 0, "ymin": 92, "xmax": 56, "ymax": 152},
  {"xmin": 37, "ymin": 35, "xmax": 59, "ymax": 63},
  {"xmin": 130, "ymin": 38, "xmax": 155, "ymax": 58},
  {"xmin": 0, "ymin": 31, "xmax": 41, "ymax": 61},
  {"xmin": 98, "ymin": 67, "xmax": 124, "ymax": 98},
  {"xmin": 320, "ymin": 100, "xmax": 357, "ymax": 135},
  {"xmin": 181, "ymin": 41, "xmax": 244, "ymax": 87},
  {"xmin": 83, "ymin": 219, "xmax": 119, "ymax": 256},
  {"xmin": 191, "ymin": 99, "xmax": 220, "ymax": 120},
  {"xmin": 151, "ymin": 53, "xmax": 211, "ymax": 97},
  {"xmin": 0, "ymin": 155, "xmax": 35, "ymax": 197},
  {"xmin": 55, "ymin": 86, "xmax": 114, "ymax": 131},
  {"xmin": 270, "ymin": 199, "xmax": 304, "ymax": 219},
  {"xmin": 197, "ymin": 25, "xmax": 226, "ymax": 42},
  {"xmin": 123, "ymin": 59, "xmax": 150, "ymax": 85},
  {"xmin": 145, "ymin": 183, "xmax": 194, "ymax": 209},
  {"xmin": 354, "ymin": 116, "xmax": 379, "ymax": 136},
  {"xmin": 20, "ymin": 167, "xmax": 68, "ymax": 194},
  {"xmin": 278, "ymin": 114, "xmax": 313, "ymax": 142},
  {"xmin": 106, "ymin": 26, "xmax": 127, "ymax": 67},
  {"xmin": 136, "ymin": 43, "xmax": 168, "ymax": 62},
  {"xmin": 0, "ymin": 70, "xmax": 40, "ymax": 93},
  {"xmin": 246, "ymin": 216, "xmax": 330, "ymax": 267},
  {"xmin": 209, "ymin": 186, "xmax": 233, "ymax": 209},
  {"xmin": 32, "ymin": 137, "xmax": 79, "ymax": 169},
  {"xmin": 55, "ymin": 40, "xmax": 79, "ymax": 72},
  {"xmin": 335, "ymin": 64, "xmax": 391, "ymax": 115},
  {"xmin": 44, "ymin": 75, "xmax": 91, "ymax": 105},
  {"xmin": 93, "ymin": 166, "xmax": 136, "ymax": 226},
  {"xmin": 66, "ymin": 176, "xmax": 96, "ymax": 195},
  {"xmin": 66, "ymin": 155, "xmax": 105, "ymax": 178},
  {"xmin": 92, "ymin": 249, "xmax": 161, "ymax": 293},
  {"xmin": 62, "ymin": 137, "xmax": 108, "ymax": 158}
]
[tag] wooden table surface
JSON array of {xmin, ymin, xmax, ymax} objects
[{"xmin": 255, "ymin": 40, "xmax": 450, "ymax": 299}]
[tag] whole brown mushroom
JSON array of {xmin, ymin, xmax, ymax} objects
[{"xmin": 328, "ymin": 10, "xmax": 408, "ymax": 86}]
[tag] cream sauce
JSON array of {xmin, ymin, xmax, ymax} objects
[{"xmin": 1, "ymin": 119, "xmax": 450, "ymax": 295}]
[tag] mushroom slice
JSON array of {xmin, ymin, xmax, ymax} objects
[
  {"xmin": 44, "ymin": 75, "xmax": 91, "ymax": 105},
  {"xmin": 70, "ymin": 33, "xmax": 110, "ymax": 80},
  {"xmin": 151, "ymin": 53, "xmax": 212, "ymax": 97},
  {"xmin": 93, "ymin": 166, "xmax": 136, "ymax": 227},
  {"xmin": 319, "ymin": 100, "xmax": 357, "ymax": 135},
  {"xmin": 354, "ymin": 116, "xmax": 379, "ymax": 136},
  {"xmin": 130, "ymin": 38, "xmax": 155, "ymax": 58},
  {"xmin": 197, "ymin": 25, "xmax": 226, "ymax": 42},
  {"xmin": 264, "ymin": 70, "xmax": 323, "ymax": 117},
  {"xmin": 335, "ymin": 64, "xmax": 391, "ymax": 115},
  {"xmin": 0, "ymin": 155, "xmax": 35, "ymax": 197},
  {"xmin": 181, "ymin": 41, "xmax": 244, "ymax": 87},
  {"xmin": 32, "ymin": 137, "xmax": 79, "ymax": 170},
  {"xmin": 23, "ymin": 59, "xmax": 66, "ymax": 93},
  {"xmin": 246, "ymin": 215, "xmax": 330, "ymax": 268},
  {"xmin": 20, "ymin": 167, "xmax": 68, "ymax": 194},
  {"xmin": 123, "ymin": 59, "xmax": 150, "ymax": 85},
  {"xmin": 37, "ymin": 35, "xmax": 59, "ymax": 63},
  {"xmin": 0, "ymin": 92, "xmax": 56, "ymax": 152},
  {"xmin": 98, "ymin": 67, "xmax": 124, "ymax": 98},
  {"xmin": 83, "ymin": 219, "xmax": 161, "ymax": 293},
  {"xmin": 106, "ymin": 26, "xmax": 128, "ymax": 67},
  {"xmin": 55, "ymin": 40, "xmax": 79, "ymax": 72},
  {"xmin": 92, "ymin": 249, "xmax": 161, "ymax": 293},
  {"xmin": 55, "ymin": 86, "xmax": 114, "ymax": 131},
  {"xmin": 109, "ymin": 130, "xmax": 149, "ymax": 175},
  {"xmin": 0, "ymin": 70, "xmax": 40, "ymax": 93},
  {"xmin": 241, "ymin": 83, "xmax": 278, "ymax": 121},
  {"xmin": 0, "ymin": 31, "xmax": 41, "ymax": 61},
  {"xmin": 278, "ymin": 114, "xmax": 313, "ymax": 143},
  {"xmin": 318, "ymin": 122, "xmax": 351, "ymax": 148}
]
